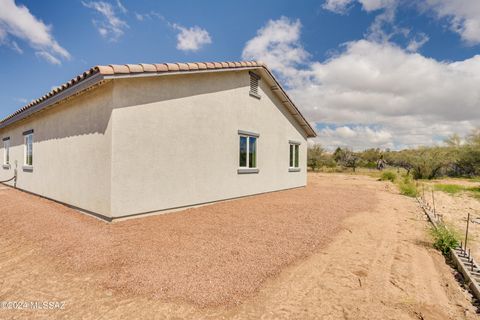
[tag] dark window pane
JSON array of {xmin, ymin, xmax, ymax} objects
[
  {"xmin": 295, "ymin": 145, "xmax": 299, "ymax": 167},
  {"xmin": 239, "ymin": 136, "xmax": 247, "ymax": 167},
  {"xmin": 249, "ymin": 137, "xmax": 256, "ymax": 168},
  {"xmin": 289, "ymin": 144, "xmax": 293, "ymax": 167}
]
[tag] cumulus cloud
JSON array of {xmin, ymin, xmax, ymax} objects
[
  {"xmin": 324, "ymin": 0, "xmax": 480, "ymax": 45},
  {"xmin": 423, "ymin": 0, "xmax": 480, "ymax": 45},
  {"xmin": 323, "ymin": 0, "xmax": 395, "ymax": 14},
  {"xmin": 243, "ymin": 17, "xmax": 480, "ymax": 150},
  {"xmin": 318, "ymin": 126, "xmax": 394, "ymax": 150},
  {"xmin": 82, "ymin": 1, "xmax": 128, "ymax": 40},
  {"xmin": 173, "ymin": 24, "xmax": 212, "ymax": 52},
  {"xmin": 242, "ymin": 17, "xmax": 309, "ymax": 86},
  {"xmin": 0, "ymin": 0, "xmax": 70, "ymax": 64},
  {"xmin": 323, "ymin": 0, "xmax": 355, "ymax": 14}
]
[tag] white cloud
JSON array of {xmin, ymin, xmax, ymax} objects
[
  {"xmin": 82, "ymin": 1, "xmax": 128, "ymax": 40},
  {"xmin": 324, "ymin": 0, "xmax": 480, "ymax": 45},
  {"xmin": 134, "ymin": 11, "xmax": 164, "ymax": 22},
  {"xmin": 133, "ymin": 11, "xmax": 210, "ymax": 52},
  {"xmin": 423, "ymin": 0, "xmax": 480, "ymax": 45},
  {"xmin": 319, "ymin": 126, "xmax": 393, "ymax": 150},
  {"xmin": 9, "ymin": 40, "xmax": 22, "ymax": 53},
  {"xmin": 0, "ymin": 0, "xmax": 70, "ymax": 64},
  {"xmin": 115, "ymin": 0, "xmax": 127, "ymax": 14},
  {"xmin": 35, "ymin": 51, "xmax": 61, "ymax": 65},
  {"xmin": 323, "ymin": 0, "xmax": 395, "ymax": 14},
  {"xmin": 406, "ymin": 33, "xmax": 429, "ymax": 52},
  {"xmin": 243, "ymin": 17, "xmax": 480, "ymax": 150},
  {"xmin": 173, "ymin": 24, "xmax": 212, "ymax": 52},
  {"xmin": 323, "ymin": 0, "xmax": 355, "ymax": 14},
  {"xmin": 242, "ymin": 17, "xmax": 309, "ymax": 86},
  {"xmin": 134, "ymin": 12, "xmax": 144, "ymax": 21}
]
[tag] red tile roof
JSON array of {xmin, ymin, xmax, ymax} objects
[{"xmin": 0, "ymin": 61, "xmax": 316, "ymax": 137}]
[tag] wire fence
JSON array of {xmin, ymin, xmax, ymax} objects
[
  {"xmin": 416, "ymin": 181, "xmax": 480, "ymax": 247},
  {"xmin": 416, "ymin": 182, "xmax": 480, "ymax": 301}
]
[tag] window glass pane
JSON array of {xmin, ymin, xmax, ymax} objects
[
  {"xmin": 239, "ymin": 136, "xmax": 247, "ymax": 167},
  {"xmin": 4, "ymin": 140, "xmax": 8, "ymax": 164},
  {"xmin": 249, "ymin": 137, "xmax": 257, "ymax": 168},
  {"xmin": 25, "ymin": 134, "xmax": 33, "ymax": 166},
  {"xmin": 289, "ymin": 144, "xmax": 293, "ymax": 167},
  {"xmin": 295, "ymin": 145, "xmax": 299, "ymax": 167}
]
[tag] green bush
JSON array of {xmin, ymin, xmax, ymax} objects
[
  {"xmin": 380, "ymin": 171, "xmax": 397, "ymax": 182},
  {"xmin": 397, "ymin": 175, "xmax": 418, "ymax": 197},
  {"xmin": 399, "ymin": 182, "xmax": 417, "ymax": 197},
  {"xmin": 430, "ymin": 225, "xmax": 459, "ymax": 255}
]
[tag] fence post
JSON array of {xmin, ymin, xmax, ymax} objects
[
  {"xmin": 465, "ymin": 212, "xmax": 470, "ymax": 251},
  {"xmin": 432, "ymin": 189, "xmax": 436, "ymax": 217}
]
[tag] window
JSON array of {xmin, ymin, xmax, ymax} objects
[
  {"xmin": 238, "ymin": 130, "xmax": 259, "ymax": 174},
  {"xmin": 289, "ymin": 141, "xmax": 300, "ymax": 172},
  {"xmin": 239, "ymin": 136, "xmax": 257, "ymax": 168},
  {"xmin": 249, "ymin": 72, "xmax": 261, "ymax": 99},
  {"xmin": 23, "ymin": 130, "xmax": 33, "ymax": 167},
  {"xmin": 3, "ymin": 137, "xmax": 9, "ymax": 166}
]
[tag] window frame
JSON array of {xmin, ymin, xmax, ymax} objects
[
  {"xmin": 289, "ymin": 140, "xmax": 301, "ymax": 172},
  {"xmin": 2, "ymin": 137, "xmax": 10, "ymax": 168},
  {"xmin": 23, "ymin": 129, "xmax": 34, "ymax": 170},
  {"xmin": 238, "ymin": 130, "xmax": 259, "ymax": 174}
]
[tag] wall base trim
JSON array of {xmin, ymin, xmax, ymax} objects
[{"xmin": 0, "ymin": 182, "xmax": 307, "ymax": 223}]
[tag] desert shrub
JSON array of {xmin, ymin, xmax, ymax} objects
[
  {"xmin": 307, "ymin": 144, "xmax": 324, "ymax": 172},
  {"xmin": 380, "ymin": 171, "xmax": 397, "ymax": 182},
  {"xmin": 334, "ymin": 147, "xmax": 359, "ymax": 172},
  {"xmin": 430, "ymin": 225, "xmax": 459, "ymax": 255},
  {"xmin": 398, "ymin": 175, "xmax": 418, "ymax": 197}
]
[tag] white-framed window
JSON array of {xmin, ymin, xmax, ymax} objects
[
  {"xmin": 23, "ymin": 130, "xmax": 33, "ymax": 167},
  {"xmin": 238, "ymin": 130, "xmax": 259, "ymax": 173},
  {"xmin": 289, "ymin": 141, "xmax": 300, "ymax": 171},
  {"xmin": 3, "ymin": 138, "xmax": 9, "ymax": 166}
]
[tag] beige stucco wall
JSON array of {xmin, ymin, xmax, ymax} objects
[
  {"xmin": 0, "ymin": 70, "xmax": 310, "ymax": 219},
  {"xmin": 110, "ymin": 70, "xmax": 308, "ymax": 217},
  {"xmin": 0, "ymin": 82, "xmax": 114, "ymax": 216}
]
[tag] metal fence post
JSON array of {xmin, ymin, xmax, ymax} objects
[
  {"xmin": 432, "ymin": 189, "xmax": 436, "ymax": 217},
  {"xmin": 465, "ymin": 212, "xmax": 470, "ymax": 251}
]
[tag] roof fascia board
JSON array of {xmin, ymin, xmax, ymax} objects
[{"xmin": 0, "ymin": 73, "xmax": 105, "ymax": 130}]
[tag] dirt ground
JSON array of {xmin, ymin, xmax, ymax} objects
[
  {"xmin": 422, "ymin": 183, "xmax": 480, "ymax": 258},
  {"xmin": 0, "ymin": 173, "xmax": 478, "ymax": 319}
]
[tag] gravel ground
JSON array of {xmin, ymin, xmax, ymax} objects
[
  {"xmin": 0, "ymin": 175, "xmax": 374, "ymax": 307},
  {"xmin": 0, "ymin": 174, "xmax": 477, "ymax": 319}
]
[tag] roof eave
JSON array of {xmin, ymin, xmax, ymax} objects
[
  {"xmin": 0, "ymin": 72, "xmax": 105, "ymax": 130},
  {"xmin": 0, "ymin": 63, "xmax": 317, "ymax": 138}
]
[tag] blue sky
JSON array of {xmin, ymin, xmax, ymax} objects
[{"xmin": 1, "ymin": 0, "xmax": 480, "ymax": 149}]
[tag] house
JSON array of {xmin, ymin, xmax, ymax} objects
[{"xmin": 0, "ymin": 61, "xmax": 316, "ymax": 220}]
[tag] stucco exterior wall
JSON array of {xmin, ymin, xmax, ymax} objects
[
  {"xmin": 0, "ymin": 82, "xmax": 114, "ymax": 216},
  {"xmin": 110, "ymin": 70, "xmax": 308, "ymax": 217}
]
